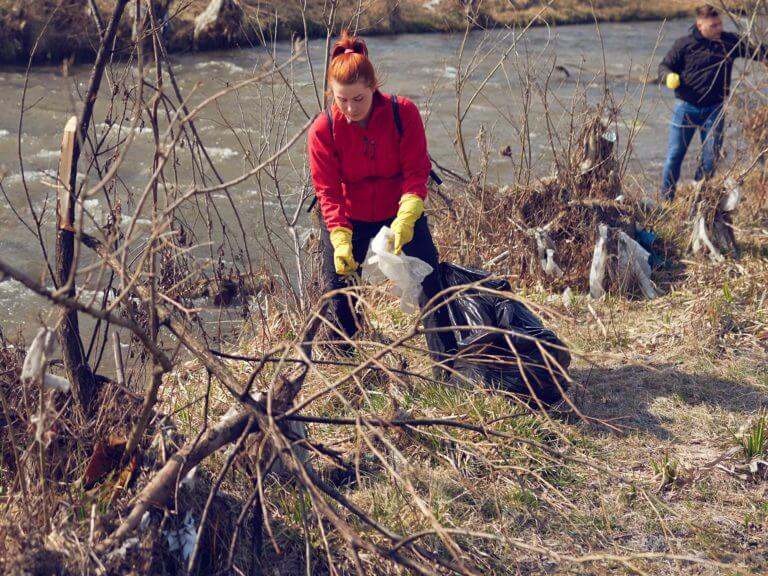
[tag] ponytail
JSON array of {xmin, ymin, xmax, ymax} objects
[{"xmin": 327, "ymin": 31, "xmax": 380, "ymax": 90}]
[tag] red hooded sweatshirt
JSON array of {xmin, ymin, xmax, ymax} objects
[{"xmin": 308, "ymin": 91, "xmax": 431, "ymax": 231}]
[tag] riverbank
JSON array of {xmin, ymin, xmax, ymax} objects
[
  {"xmin": 0, "ymin": 6, "xmax": 766, "ymax": 570},
  {"xmin": 0, "ymin": 0, "xmax": 755, "ymax": 66},
  {"xmin": 3, "ymin": 182, "xmax": 766, "ymax": 575}
]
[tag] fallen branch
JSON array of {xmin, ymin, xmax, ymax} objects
[{"xmin": 97, "ymin": 410, "xmax": 257, "ymax": 551}]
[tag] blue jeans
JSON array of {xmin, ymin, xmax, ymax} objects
[{"xmin": 661, "ymin": 101, "xmax": 725, "ymax": 200}]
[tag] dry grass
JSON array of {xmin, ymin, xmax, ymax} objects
[
  {"xmin": 65, "ymin": 212, "xmax": 764, "ymax": 575},
  {"xmin": 244, "ymin": 182, "xmax": 765, "ymax": 574},
  {"xmin": 2, "ymin": 146, "xmax": 766, "ymax": 576},
  {"xmin": 1, "ymin": 266, "xmax": 766, "ymax": 574}
]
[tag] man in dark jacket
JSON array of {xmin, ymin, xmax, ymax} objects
[{"xmin": 659, "ymin": 5, "xmax": 767, "ymax": 199}]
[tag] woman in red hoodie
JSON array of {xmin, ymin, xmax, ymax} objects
[{"xmin": 308, "ymin": 32, "xmax": 456, "ymax": 365}]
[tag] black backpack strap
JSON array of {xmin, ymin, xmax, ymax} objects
[
  {"xmin": 324, "ymin": 106, "xmax": 333, "ymax": 141},
  {"xmin": 429, "ymin": 166, "xmax": 443, "ymax": 186},
  {"xmin": 391, "ymin": 93, "xmax": 403, "ymax": 136},
  {"xmin": 391, "ymin": 93, "xmax": 442, "ymax": 186}
]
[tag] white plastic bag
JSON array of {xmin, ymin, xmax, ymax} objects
[
  {"xmin": 534, "ymin": 229, "xmax": 562, "ymax": 278},
  {"xmin": 691, "ymin": 215, "xmax": 725, "ymax": 262},
  {"xmin": 43, "ymin": 373, "xmax": 71, "ymax": 393},
  {"xmin": 562, "ymin": 287, "xmax": 574, "ymax": 308},
  {"xmin": 720, "ymin": 177, "xmax": 741, "ymax": 212},
  {"xmin": 21, "ymin": 327, "xmax": 72, "ymax": 392},
  {"xmin": 166, "ymin": 511, "xmax": 197, "ymax": 562},
  {"xmin": 589, "ymin": 224, "xmax": 609, "ymax": 300},
  {"xmin": 544, "ymin": 248, "xmax": 564, "ymax": 278},
  {"xmin": 21, "ymin": 327, "xmax": 56, "ymax": 384},
  {"xmin": 617, "ymin": 231, "xmax": 658, "ymax": 299},
  {"xmin": 363, "ymin": 226, "xmax": 433, "ymax": 313}
]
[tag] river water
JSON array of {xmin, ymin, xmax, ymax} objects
[{"xmin": 0, "ymin": 18, "xmax": 761, "ymax": 344}]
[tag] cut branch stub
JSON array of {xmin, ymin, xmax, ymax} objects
[
  {"xmin": 56, "ymin": 116, "xmax": 77, "ymax": 232},
  {"xmin": 55, "ymin": 115, "xmax": 96, "ymax": 414}
]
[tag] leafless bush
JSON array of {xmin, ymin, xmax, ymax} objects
[
  {"xmin": 1, "ymin": 2, "xmax": 766, "ymax": 575},
  {"xmin": 432, "ymin": 29, "xmax": 645, "ymax": 294}
]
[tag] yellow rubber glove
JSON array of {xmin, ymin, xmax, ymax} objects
[
  {"xmin": 390, "ymin": 194, "xmax": 424, "ymax": 255},
  {"xmin": 666, "ymin": 73, "xmax": 681, "ymax": 90},
  {"xmin": 329, "ymin": 227, "xmax": 358, "ymax": 276}
]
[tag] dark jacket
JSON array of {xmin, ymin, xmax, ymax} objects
[{"xmin": 659, "ymin": 26, "xmax": 767, "ymax": 106}]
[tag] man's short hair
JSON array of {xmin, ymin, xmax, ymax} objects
[{"xmin": 695, "ymin": 4, "xmax": 720, "ymax": 18}]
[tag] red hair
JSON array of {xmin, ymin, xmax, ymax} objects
[{"xmin": 327, "ymin": 31, "xmax": 380, "ymax": 89}]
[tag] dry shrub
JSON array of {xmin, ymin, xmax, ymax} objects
[
  {"xmin": 0, "ymin": 330, "xmax": 25, "ymax": 479},
  {"xmin": 0, "ymin": 330, "xmax": 153, "ymax": 575},
  {"xmin": 0, "ymin": 334, "xmax": 259, "ymax": 576},
  {"xmin": 434, "ymin": 113, "xmax": 637, "ymax": 293},
  {"xmin": 738, "ymin": 105, "xmax": 768, "ymax": 221},
  {"xmin": 742, "ymin": 104, "xmax": 768, "ymax": 161},
  {"xmin": 514, "ymin": 192, "xmax": 635, "ymax": 292},
  {"xmin": 739, "ymin": 167, "xmax": 768, "ymax": 225},
  {"xmin": 674, "ymin": 176, "xmax": 740, "ymax": 260}
]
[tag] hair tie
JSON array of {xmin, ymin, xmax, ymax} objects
[{"xmin": 344, "ymin": 48, "xmax": 355, "ymax": 54}]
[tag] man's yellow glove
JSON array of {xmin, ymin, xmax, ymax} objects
[
  {"xmin": 666, "ymin": 73, "xmax": 681, "ymax": 90},
  {"xmin": 390, "ymin": 194, "xmax": 424, "ymax": 255},
  {"xmin": 329, "ymin": 227, "xmax": 358, "ymax": 276}
]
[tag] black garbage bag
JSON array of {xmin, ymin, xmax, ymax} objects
[{"xmin": 437, "ymin": 263, "xmax": 570, "ymax": 405}]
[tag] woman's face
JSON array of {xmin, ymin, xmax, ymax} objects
[{"xmin": 330, "ymin": 80, "xmax": 374, "ymax": 123}]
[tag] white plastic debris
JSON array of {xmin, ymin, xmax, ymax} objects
[
  {"xmin": 30, "ymin": 413, "xmax": 46, "ymax": 445},
  {"xmin": 166, "ymin": 511, "xmax": 197, "ymax": 562},
  {"xmin": 21, "ymin": 327, "xmax": 56, "ymax": 384},
  {"xmin": 363, "ymin": 226, "xmax": 433, "ymax": 314},
  {"xmin": 43, "ymin": 373, "xmax": 71, "ymax": 393},
  {"xmin": 691, "ymin": 215, "xmax": 725, "ymax": 262},
  {"xmin": 720, "ymin": 177, "xmax": 741, "ymax": 212},
  {"xmin": 689, "ymin": 177, "xmax": 739, "ymax": 260},
  {"xmin": 139, "ymin": 511, "xmax": 151, "ymax": 532},
  {"xmin": 589, "ymin": 224, "xmax": 609, "ymax": 300},
  {"xmin": 617, "ymin": 231, "xmax": 658, "ymax": 299},
  {"xmin": 562, "ymin": 287, "xmax": 574, "ymax": 308},
  {"xmin": 107, "ymin": 537, "xmax": 140, "ymax": 560},
  {"xmin": 544, "ymin": 248, "xmax": 564, "ymax": 278},
  {"xmin": 534, "ymin": 228, "xmax": 552, "ymax": 261},
  {"xmin": 21, "ymin": 327, "xmax": 71, "ymax": 393},
  {"xmin": 180, "ymin": 466, "xmax": 197, "ymax": 490},
  {"xmin": 534, "ymin": 229, "xmax": 562, "ymax": 278}
]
